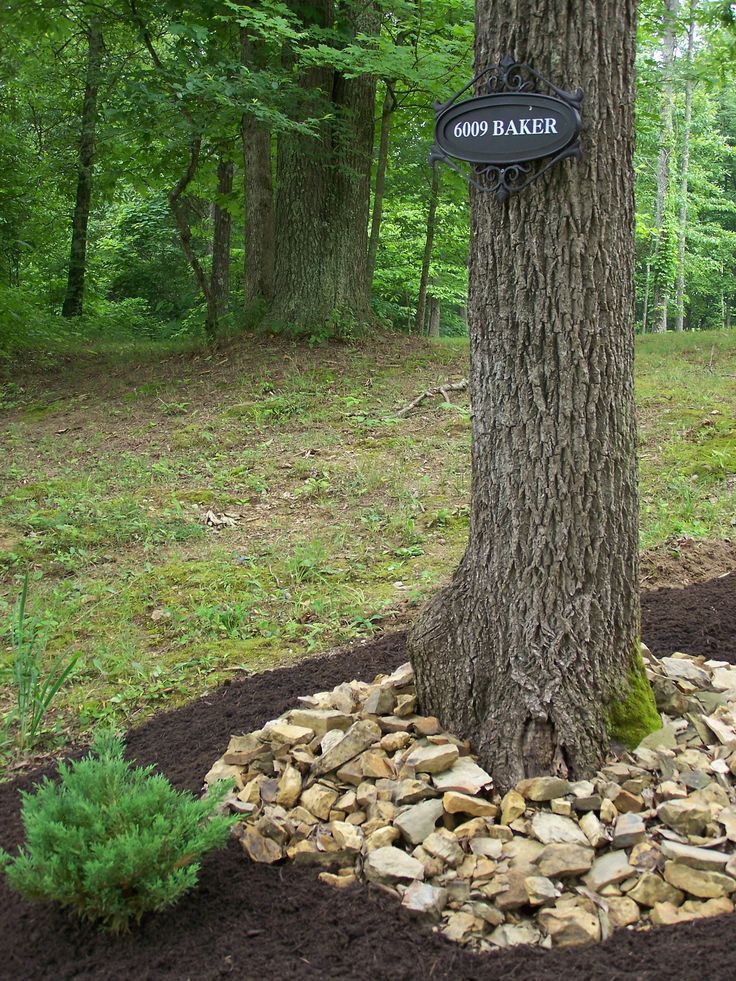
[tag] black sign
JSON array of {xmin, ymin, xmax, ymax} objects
[
  {"xmin": 435, "ymin": 93, "xmax": 580, "ymax": 166},
  {"xmin": 430, "ymin": 57, "xmax": 584, "ymax": 201}
]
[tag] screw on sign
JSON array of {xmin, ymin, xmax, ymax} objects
[{"xmin": 430, "ymin": 55, "xmax": 583, "ymax": 201}]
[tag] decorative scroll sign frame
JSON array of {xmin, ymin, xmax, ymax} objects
[{"xmin": 430, "ymin": 55, "xmax": 584, "ymax": 201}]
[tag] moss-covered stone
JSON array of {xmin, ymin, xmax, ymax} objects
[{"xmin": 607, "ymin": 646, "xmax": 661, "ymax": 750}]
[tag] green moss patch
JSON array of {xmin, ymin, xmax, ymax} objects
[{"xmin": 607, "ymin": 647, "xmax": 661, "ymax": 750}]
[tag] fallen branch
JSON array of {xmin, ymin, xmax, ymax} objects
[{"xmin": 396, "ymin": 378, "xmax": 468, "ymax": 417}]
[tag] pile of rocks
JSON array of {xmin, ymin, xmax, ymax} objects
[{"xmin": 204, "ymin": 647, "xmax": 736, "ymax": 951}]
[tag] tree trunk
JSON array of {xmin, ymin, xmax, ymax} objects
[
  {"xmin": 270, "ymin": 1, "xmax": 379, "ymax": 330},
  {"xmin": 409, "ymin": 0, "xmax": 645, "ymax": 790},
  {"xmin": 414, "ymin": 165, "xmax": 439, "ymax": 333},
  {"xmin": 642, "ymin": 259, "xmax": 651, "ymax": 333},
  {"xmin": 61, "ymin": 19, "xmax": 103, "ymax": 318},
  {"xmin": 674, "ymin": 0, "xmax": 696, "ymax": 334},
  {"xmin": 367, "ymin": 82, "xmax": 395, "ymax": 288},
  {"xmin": 209, "ymin": 155, "xmax": 234, "ymax": 338},
  {"xmin": 651, "ymin": 0, "xmax": 679, "ymax": 334},
  {"xmin": 241, "ymin": 29, "xmax": 275, "ymax": 309},
  {"xmin": 428, "ymin": 296, "xmax": 441, "ymax": 337}
]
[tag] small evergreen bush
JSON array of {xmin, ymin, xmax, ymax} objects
[{"xmin": 0, "ymin": 731, "xmax": 235, "ymax": 933}]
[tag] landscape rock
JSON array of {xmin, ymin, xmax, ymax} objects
[
  {"xmin": 535, "ymin": 843, "xmax": 595, "ymax": 878},
  {"xmin": 531, "ymin": 812, "xmax": 589, "ymax": 846},
  {"xmin": 628, "ymin": 871, "xmax": 684, "ymax": 907},
  {"xmin": 431, "ymin": 757, "xmax": 492, "ymax": 795},
  {"xmin": 405, "ymin": 743, "xmax": 459, "ymax": 774},
  {"xmin": 663, "ymin": 861, "xmax": 736, "ymax": 899},
  {"xmin": 443, "ymin": 791, "xmax": 497, "ymax": 818},
  {"xmin": 311, "ymin": 720, "xmax": 382, "ymax": 777},
  {"xmin": 500, "ymin": 789, "xmax": 526, "ymax": 825},
  {"xmin": 584, "ymin": 851, "xmax": 633, "ymax": 892},
  {"xmin": 538, "ymin": 906, "xmax": 601, "ymax": 947},
  {"xmin": 516, "ymin": 777, "xmax": 571, "ymax": 801},
  {"xmin": 394, "ymin": 798, "xmax": 444, "ymax": 845},
  {"xmin": 401, "ymin": 881, "xmax": 448, "ymax": 921},
  {"xmin": 363, "ymin": 846, "xmax": 425, "ymax": 886},
  {"xmin": 612, "ymin": 812, "xmax": 647, "ymax": 849}
]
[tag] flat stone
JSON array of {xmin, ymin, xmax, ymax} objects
[
  {"xmin": 288, "ymin": 709, "xmax": 353, "ymax": 737},
  {"xmin": 535, "ymin": 843, "xmax": 595, "ymax": 878},
  {"xmin": 496, "ymin": 871, "xmax": 534, "ymax": 911},
  {"xmin": 364, "ymin": 826, "xmax": 400, "ymax": 851},
  {"xmin": 658, "ymin": 796, "xmax": 712, "ymax": 836},
  {"xmin": 612, "ymin": 812, "xmax": 647, "ymax": 849},
  {"xmin": 263, "ymin": 721, "xmax": 314, "ymax": 746},
  {"xmin": 431, "ymin": 757, "xmax": 492, "ymax": 795},
  {"xmin": 223, "ymin": 732, "xmax": 264, "ymax": 765},
  {"xmin": 318, "ymin": 870, "xmax": 357, "ymax": 890},
  {"xmin": 241, "ymin": 827, "xmax": 283, "ymax": 864},
  {"xmin": 606, "ymin": 896, "xmax": 640, "ymax": 928},
  {"xmin": 579, "ymin": 812, "xmax": 607, "ymax": 849},
  {"xmin": 650, "ymin": 896, "xmax": 734, "ymax": 925},
  {"xmin": 363, "ymin": 687, "xmax": 396, "ymax": 715},
  {"xmin": 394, "ymin": 779, "xmax": 437, "ymax": 805},
  {"xmin": 584, "ymin": 850, "xmax": 633, "ymax": 892},
  {"xmin": 401, "ymin": 880, "xmax": 448, "ymax": 921},
  {"xmin": 551, "ymin": 798, "xmax": 573, "ymax": 817},
  {"xmin": 442, "ymin": 791, "xmax": 497, "ymax": 818},
  {"xmin": 328, "ymin": 820, "xmax": 363, "ymax": 851},
  {"xmin": 394, "ymin": 798, "xmax": 444, "ymax": 845},
  {"xmin": 443, "ymin": 911, "xmax": 482, "ymax": 943},
  {"xmin": 629, "ymin": 840, "xmax": 662, "ymax": 871},
  {"xmin": 628, "ymin": 871, "xmax": 684, "ymax": 907},
  {"xmin": 489, "ymin": 922, "xmax": 542, "ymax": 947},
  {"xmin": 363, "ymin": 846, "xmax": 425, "ymax": 885},
  {"xmin": 413, "ymin": 716, "xmax": 442, "ymax": 736},
  {"xmin": 470, "ymin": 837, "xmax": 504, "ymax": 859},
  {"xmin": 531, "ymin": 812, "xmax": 589, "ymax": 846},
  {"xmin": 361, "ymin": 750, "xmax": 394, "ymax": 779},
  {"xmin": 405, "ymin": 743, "xmax": 459, "ymax": 774},
  {"xmin": 500, "ymin": 789, "xmax": 526, "ymax": 825},
  {"xmin": 659, "ymin": 840, "xmax": 731, "ymax": 871},
  {"xmin": 516, "ymin": 777, "xmax": 572, "ymax": 801},
  {"xmin": 275, "ymin": 764, "xmax": 302, "ymax": 808},
  {"xmin": 311, "ymin": 720, "xmax": 382, "ymax": 777},
  {"xmin": 660, "ymin": 657, "xmax": 710, "ymax": 687},
  {"xmin": 300, "ymin": 783, "xmax": 339, "ymax": 820},
  {"xmin": 204, "ymin": 759, "xmax": 242, "ymax": 786},
  {"xmin": 380, "ymin": 731, "xmax": 412, "ymax": 753},
  {"xmin": 664, "ymin": 861, "xmax": 736, "ymax": 899},
  {"xmin": 525, "ymin": 875, "xmax": 558, "ymax": 906},
  {"xmin": 422, "ymin": 828, "xmax": 465, "ymax": 868},
  {"xmin": 538, "ymin": 906, "xmax": 601, "ymax": 947}
]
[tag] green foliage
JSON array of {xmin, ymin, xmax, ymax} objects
[
  {"xmin": 0, "ymin": 731, "xmax": 235, "ymax": 932},
  {"xmin": 2, "ymin": 574, "xmax": 78, "ymax": 753}
]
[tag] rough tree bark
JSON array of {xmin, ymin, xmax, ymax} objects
[
  {"xmin": 241, "ymin": 30, "xmax": 275, "ymax": 309},
  {"xmin": 675, "ymin": 0, "xmax": 696, "ymax": 334},
  {"xmin": 61, "ymin": 19, "xmax": 104, "ymax": 318},
  {"xmin": 209, "ymin": 155, "xmax": 234, "ymax": 338},
  {"xmin": 414, "ymin": 165, "xmax": 439, "ymax": 333},
  {"xmin": 367, "ymin": 81, "xmax": 396, "ymax": 287},
  {"xmin": 269, "ymin": 0, "xmax": 379, "ymax": 330},
  {"xmin": 651, "ymin": 0, "xmax": 679, "ymax": 334},
  {"xmin": 408, "ymin": 0, "xmax": 651, "ymax": 791}
]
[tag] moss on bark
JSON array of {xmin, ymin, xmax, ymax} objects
[{"xmin": 607, "ymin": 646, "xmax": 661, "ymax": 749}]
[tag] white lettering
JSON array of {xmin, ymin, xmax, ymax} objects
[
  {"xmin": 545, "ymin": 117, "xmax": 558, "ymax": 134},
  {"xmin": 506, "ymin": 120, "xmax": 518, "ymax": 135},
  {"xmin": 532, "ymin": 118, "xmax": 543, "ymax": 134},
  {"xmin": 493, "ymin": 120, "xmax": 504, "ymax": 136},
  {"xmin": 518, "ymin": 119, "xmax": 531, "ymax": 135}
]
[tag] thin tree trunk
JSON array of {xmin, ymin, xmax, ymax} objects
[
  {"xmin": 241, "ymin": 29, "xmax": 275, "ymax": 309},
  {"xmin": 209, "ymin": 155, "xmax": 234, "ymax": 338},
  {"xmin": 642, "ymin": 259, "xmax": 651, "ymax": 333},
  {"xmin": 367, "ymin": 82, "xmax": 395, "ymax": 287},
  {"xmin": 675, "ymin": 0, "xmax": 696, "ymax": 333},
  {"xmin": 652, "ymin": 0, "xmax": 679, "ymax": 334},
  {"xmin": 61, "ymin": 19, "xmax": 103, "ymax": 318},
  {"xmin": 270, "ymin": 0, "xmax": 379, "ymax": 330},
  {"xmin": 428, "ymin": 296, "xmax": 441, "ymax": 337},
  {"xmin": 414, "ymin": 165, "xmax": 439, "ymax": 333},
  {"xmin": 409, "ymin": 0, "xmax": 644, "ymax": 790}
]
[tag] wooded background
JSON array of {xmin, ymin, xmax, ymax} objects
[{"xmin": 1, "ymin": 0, "xmax": 735, "ymax": 351}]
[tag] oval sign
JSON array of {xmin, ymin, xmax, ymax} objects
[{"xmin": 435, "ymin": 93, "xmax": 581, "ymax": 166}]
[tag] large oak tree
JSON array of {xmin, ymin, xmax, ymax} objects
[{"xmin": 409, "ymin": 0, "xmax": 658, "ymax": 791}]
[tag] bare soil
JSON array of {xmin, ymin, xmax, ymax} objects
[{"xmin": 1, "ymin": 573, "xmax": 735, "ymax": 980}]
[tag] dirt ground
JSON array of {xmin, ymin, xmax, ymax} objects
[{"xmin": 1, "ymin": 572, "xmax": 735, "ymax": 980}]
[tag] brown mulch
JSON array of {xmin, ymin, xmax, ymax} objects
[{"xmin": 1, "ymin": 574, "xmax": 736, "ymax": 981}]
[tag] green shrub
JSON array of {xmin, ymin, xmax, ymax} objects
[{"xmin": 0, "ymin": 731, "xmax": 235, "ymax": 932}]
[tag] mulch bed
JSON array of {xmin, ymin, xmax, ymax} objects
[{"xmin": 1, "ymin": 573, "xmax": 735, "ymax": 980}]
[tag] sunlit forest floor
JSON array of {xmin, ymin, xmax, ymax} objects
[{"xmin": 1, "ymin": 330, "xmax": 735, "ymax": 765}]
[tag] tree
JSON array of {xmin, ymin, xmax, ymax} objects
[
  {"xmin": 61, "ymin": 17, "xmax": 104, "ymax": 317},
  {"xmin": 408, "ymin": 0, "xmax": 658, "ymax": 791}
]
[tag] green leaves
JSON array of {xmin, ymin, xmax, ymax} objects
[{"xmin": 0, "ymin": 732, "xmax": 235, "ymax": 933}]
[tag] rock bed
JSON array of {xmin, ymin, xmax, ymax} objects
[{"xmin": 206, "ymin": 645, "xmax": 736, "ymax": 952}]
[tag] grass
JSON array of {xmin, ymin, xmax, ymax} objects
[{"xmin": 0, "ymin": 329, "xmax": 734, "ymax": 768}]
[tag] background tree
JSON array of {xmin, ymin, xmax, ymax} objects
[{"xmin": 408, "ymin": 0, "xmax": 657, "ymax": 789}]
